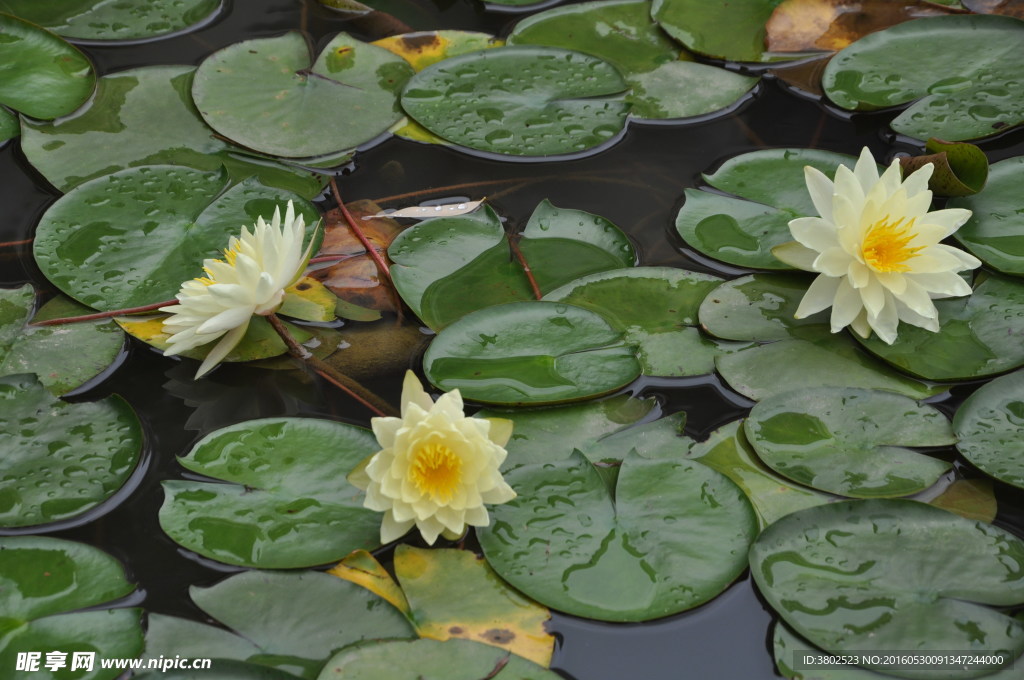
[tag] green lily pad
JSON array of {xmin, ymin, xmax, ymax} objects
[
  {"xmin": 652, "ymin": 0, "xmax": 807, "ymax": 62},
  {"xmin": 390, "ymin": 201, "xmax": 635, "ymax": 331},
  {"xmin": 422, "ymin": 301, "xmax": 641, "ymax": 406},
  {"xmin": 689, "ymin": 420, "xmax": 830, "ymax": 528},
  {"xmin": 624, "ymin": 61, "xmax": 758, "ymax": 120},
  {"xmin": 855, "ymin": 273, "xmax": 1024, "ymax": 380},
  {"xmin": 192, "ymin": 32, "xmax": 413, "ymax": 158},
  {"xmin": 0, "ymin": 536, "xmax": 143, "ymax": 679},
  {"xmin": 745, "ymin": 387, "xmax": 954, "ymax": 498},
  {"xmin": 900, "ymin": 138, "xmax": 989, "ymax": 197},
  {"xmin": 0, "ymin": 0, "xmax": 222, "ymax": 41},
  {"xmin": 0, "ymin": 106, "xmax": 17, "ymax": 143},
  {"xmin": 0, "ymin": 14, "xmax": 95, "ymax": 120},
  {"xmin": 478, "ymin": 449, "xmax": 757, "ymax": 621},
  {"xmin": 478, "ymin": 395, "xmax": 657, "ymax": 470},
  {"xmin": 137, "ymin": 662, "xmax": 301, "ymax": 680},
  {"xmin": 543, "ymin": 267, "xmax": 751, "ymax": 376},
  {"xmin": 317, "ymin": 639, "xmax": 562, "ymax": 680},
  {"xmin": 159, "ymin": 417, "xmax": 383, "ymax": 568},
  {"xmin": 823, "ymin": 15, "xmax": 1024, "ymax": 141},
  {"xmin": 949, "ymin": 156, "xmax": 1024, "ymax": 276},
  {"xmin": 0, "ymin": 374, "xmax": 142, "ymax": 527},
  {"xmin": 20, "ymin": 65, "xmax": 325, "ymax": 196},
  {"xmin": 750, "ymin": 499, "xmax": 1024, "ymax": 679},
  {"xmin": 0, "ymin": 286, "xmax": 124, "ymax": 395},
  {"xmin": 954, "ymin": 369, "xmax": 1024, "ymax": 489},
  {"xmin": 33, "ymin": 165, "xmax": 319, "ymax": 312},
  {"xmin": 699, "ymin": 274, "xmax": 943, "ymax": 401},
  {"xmin": 676, "ymin": 149, "xmax": 862, "ymax": 269},
  {"xmin": 145, "ymin": 570, "xmax": 415, "ymax": 679},
  {"xmin": 401, "ymin": 46, "xmax": 630, "ymax": 157}
]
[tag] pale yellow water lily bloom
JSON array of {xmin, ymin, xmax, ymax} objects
[
  {"xmin": 160, "ymin": 201, "xmax": 314, "ymax": 377},
  {"xmin": 774, "ymin": 147, "xmax": 981, "ymax": 344},
  {"xmin": 349, "ymin": 371, "xmax": 516, "ymax": 545}
]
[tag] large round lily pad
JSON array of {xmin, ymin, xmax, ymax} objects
[
  {"xmin": 0, "ymin": 536, "xmax": 143, "ymax": 679},
  {"xmin": 543, "ymin": 267, "xmax": 750, "ymax": 376},
  {"xmin": 317, "ymin": 639, "xmax": 562, "ymax": 680},
  {"xmin": 478, "ymin": 450, "xmax": 756, "ymax": 621},
  {"xmin": 159, "ymin": 417, "xmax": 383, "ymax": 568},
  {"xmin": 652, "ymin": 0, "xmax": 807, "ymax": 62},
  {"xmin": 33, "ymin": 165, "xmax": 319, "ymax": 312},
  {"xmin": 401, "ymin": 46, "xmax": 630, "ymax": 157},
  {"xmin": 948, "ymin": 156, "xmax": 1024, "ymax": 276},
  {"xmin": 0, "ymin": 0, "xmax": 222, "ymax": 42},
  {"xmin": 20, "ymin": 65, "xmax": 325, "ymax": 196},
  {"xmin": 422, "ymin": 301, "xmax": 641, "ymax": 405},
  {"xmin": 823, "ymin": 15, "xmax": 1024, "ymax": 141},
  {"xmin": 0, "ymin": 14, "xmax": 94, "ymax": 120},
  {"xmin": 855, "ymin": 273, "xmax": 1024, "ymax": 380},
  {"xmin": 744, "ymin": 387, "xmax": 954, "ymax": 498},
  {"xmin": 676, "ymin": 149, "xmax": 862, "ymax": 269},
  {"xmin": 193, "ymin": 32, "xmax": 413, "ymax": 158},
  {"xmin": 750, "ymin": 499, "xmax": 1024, "ymax": 679},
  {"xmin": 145, "ymin": 570, "xmax": 415, "ymax": 679},
  {"xmin": 954, "ymin": 369, "xmax": 1024, "ymax": 489},
  {"xmin": 0, "ymin": 374, "xmax": 142, "ymax": 528}
]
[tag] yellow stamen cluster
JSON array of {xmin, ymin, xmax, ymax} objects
[
  {"xmin": 411, "ymin": 443, "xmax": 462, "ymax": 503},
  {"xmin": 862, "ymin": 216, "xmax": 923, "ymax": 273}
]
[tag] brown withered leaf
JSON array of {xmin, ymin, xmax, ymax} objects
[
  {"xmin": 766, "ymin": 0, "xmax": 959, "ymax": 53},
  {"xmin": 963, "ymin": 0, "xmax": 1024, "ymax": 19},
  {"xmin": 309, "ymin": 199, "xmax": 406, "ymax": 312}
]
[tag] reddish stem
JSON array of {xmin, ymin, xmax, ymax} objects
[
  {"xmin": 31, "ymin": 299, "xmax": 178, "ymax": 326},
  {"xmin": 330, "ymin": 177, "xmax": 391, "ymax": 280},
  {"xmin": 0, "ymin": 237, "xmax": 33, "ymax": 248},
  {"xmin": 508, "ymin": 236, "xmax": 542, "ymax": 300}
]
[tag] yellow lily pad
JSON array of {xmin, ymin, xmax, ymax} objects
[
  {"xmin": 929, "ymin": 478, "xmax": 998, "ymax": 523},
  {"xmin": 327, "ymin": 550, "xmax": 411, "ymax": 614},
  {"xmin": 279, "ymin": 277, "xmax": 339, "ymax": 322},
  {"xmin": 116, "ymin": 315, "xmax": 312, "ymax": 364}
]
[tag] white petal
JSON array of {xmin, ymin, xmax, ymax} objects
[
  {"xmin": 852, "ymin": 147, "xmax": 880, "ymax": 194},
  {"xmin": 867, "ymin": 293, "xmax": 899, "ymax": 345},
  {"xmin": 795, "ymin": 275, "xmax": 840, "ymax": 318},
  {"xmin": 833, "ymin": 166, "xmax": 865, "ymax": 219},
  {"xmin": 400, "ymin": 370, "xmax": 435, "ymax": 416},
  {"xmin": 859, "ymin": 276, "xmax": 885, "ymax": 318},
  {"xmin": 830, "ymin": 278, "xmax": 863, "ymax": 332},
  {"xmin": 772, "ymin": 241, "xmax": 819, "ymax": 271},
  {"xmin": 380, "ymin": 512, "xmax": 415, "ymax": 544},
  {"xmin": 893, "ymin": 278, "xmax": 936, "ymax": 317},
  {"xmin": 804, "ymin": 166, "xmax": 835, "ymax": 222},
  {"xmin": 920, "ymin": 208, "xmax": 972, "ymax": 239},
  {"xmin": 813, "ymin": 247, "xmax": 851, "ymax": 277},
  {"xmin": 195, "ymin": 320, "xmax": 249, "ymax": 378},
  {"xmin": 789, "ymin": 216, "xmax": 839, "ymax": 252},
  {"xmin": 901, "ymin": 161, "xmax": 934, "ymax": 199}
]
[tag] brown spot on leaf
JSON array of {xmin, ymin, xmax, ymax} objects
[
  {"xmin": 296, "ymin": 282, "xmax": 311, "ymax": 291},
  {"xmin": 448, "ymin": 626, "xmax": 464, "ymax": 635},
  {"xmin": 480, "ymin": 628, "xmax": 515, "ymax": 644},
  {"xmin": 400, "ymin": 33, "xmax": 442, "ymax": 52}
]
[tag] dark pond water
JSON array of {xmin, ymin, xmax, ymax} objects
[{"xmin": 3, "ymin": 1, "xmax": 1024, "ymax": 678}]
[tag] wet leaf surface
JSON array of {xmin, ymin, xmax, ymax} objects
[
  {"xmin": 478, "ymin": 450, "xmax": 757, "ymax": 621},
  {"xmin": 652, "ymin": 0, "xmax": 807, "ymax": 62},
  {"xmin": 159, "ymin": 417, "xmax": 383, "ymax": 568},
  {"xmin": 0, "ymin": 536, "xmax": 142, "ymax": 679},
  {"xmin": 33, "ymin": 166, "xmax": 319, "ymax": 311},
  {"xmin": 751, "ymin": 500, "xmax": 1024, "ymax": 678},
  {"xmin": 0, "ymin": 374, "xmax": 141, "ymax": 527},
  {"xmin": 423, "ymin": 301, "xmax": 641, "ymax": 406},
  {"xmin": 0, "ymin": 107, "xmax": 17, "ymax": 143},
  {"xmin": 949, "ymin": 156, "xmax": 1024, "ymax": 275},
  {"xmin": 0, "ymin": 0, "xmax": 223, "ymax": 41},
  {"xmin": 745, "ymin": 387, "xmax": 954, "ymax": 498},
  {"xmin": 954, "ymin": 369, "xmax": 1024, "ymax": 489},
  {"xmin": 898, "ymin": 138, "xmax": 988, "ymax": 197}
]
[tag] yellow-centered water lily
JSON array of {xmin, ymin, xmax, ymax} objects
[
  {"xmin": 773, "ymin": 147, "xmax": 981, "ymax": 344},
  {"xmin": 349, "ymin": 371, "xmax": 516, "ymax": 545},
  {"xmin": 160, "ymin": 201, "xmax": 314, "ymax": 377}
]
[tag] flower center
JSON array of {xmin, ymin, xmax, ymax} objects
[
  {"xmin": 411, "ymin": 443, "xmax": 462, "ymax": 504},
  {"xmin": 861, "ymin": 216, "xmax": 923, "ymax": 273}
]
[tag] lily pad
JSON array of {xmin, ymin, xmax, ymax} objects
[
  {"xmin": 676, "ymin": 149, "xmax": 862, "ymax": 269},
  {"xmin": 699, "ymin": 274, "xmax": 942, "ymax": 401},
  {"xmin": 390, "ymin": 201, "xmax": 635, "ymax": 330},
  {"xmin": 750, "ymin": 499, "xmax": 1024, "ymax": 678},
  {"xmin": 949, "ymin": 156, "xmax": 1024, "ymax": 275},
  {"xmin": 422, "ymin": 301, "xmax": 641, "ymax": 406},
  {"xmin": 624, "ymin": 61, "xmax": 758, "ymax": 120},
  {"xmin": 0, "ymin": 285, "xmax": 124, "ymax": 395},
  {"xmin": 20, "ymin": 65, "xmax": 325, "ymax": 196},
  {"xmin": 401, "ymin": 46, "xmax": 630, "ymax": 157},
  {"xmin": 478, "ymin": 450, "xmax": 757, "ymax": 621},
  {"xmin": 330, "ymin": 546, "xmax": 554, "ymax": 667},
  {"xmin": 0, "ymin": 536, "xmax": 143, "ymax": 679},
  {"xmin": 317, "ymin": 639, "xmax": 562, "ymax": 680},
  {"xmin": 954, "ymin": 369, "xmax": 1024, "ymax": 489},
  {"xmin": 33, "ymin": 165, "xmax": 319, "ymax": 312},
  {"xmin": 855, "ymin": 273, "xmax": 1024, "ymax": 380},
  {"xmin": 193, "ymin": 32, "xmax": 412, "ymax": 158},
  {"xmin": 744, "ymin": 387, "xmax": 954, "ymax": 498},
  {"xmin": 652, "ymin": 0, "xmax": 807, "ymax": 62},
  {"xmin": 689, "ymin": 420, "xmax": 830, "ymax": 528},
  {"xmin": 0, "ymin": 14, "xmax": 95, "ymax": 119},
  {"xmin": 0, "ymin": 0, "xmax": 222, "ymax": 41},
  {"xmin": 899, "ymin": 138, "xmax": 989, "ymax": 197},
  {"xmin": 136, "ymin": 662, "xmax": 301, "ymax": 680},
  {"xmin": 159, "ymin": 417, "xmax": 383, "ymax": 568},
  {"xmin": 822, "ymin": 15, "xmax": 1024, "ymax": 141},
  {"xmin": 0, "ymin": 107, "xmax": 16, "ymax": 143},
  {"xmin": 0, "ymin": 374, "xmax": 142, "ymax": 527},
  {"xmin": 144, "ymin": 570, "xmax": 415, "ymax": 679},
  {"xmin": 543, "ymin": 267, "xmax": 751, "ymax": 376}
]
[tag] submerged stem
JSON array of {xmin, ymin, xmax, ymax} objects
[{"xmin": 266, "ymin": 313, "xmax": 397, "ymax": 418}]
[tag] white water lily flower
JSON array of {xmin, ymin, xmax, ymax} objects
[
  {"xmin": 160, "ymin": 201, "xmax": 313, "ymax": 378},
  {"xmin": 774, "ymin": 147, "xmax": 981, "ymax": 344},
  {"xmin": 349, "ymin": 371, "xmax": 516, "ymax": 545}
]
